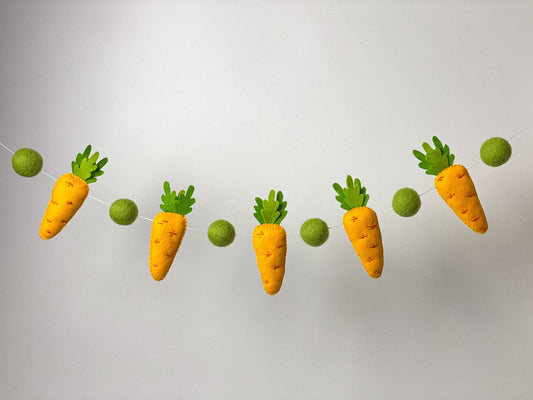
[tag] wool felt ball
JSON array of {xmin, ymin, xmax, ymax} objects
[
  {"xmin": 392, "ymin": 188, "xmax": 421, "ymax": 217},
  {"xmin": 109, "ymin": 198, "xmax": 138, "ymax": 225},
  {"xmin": 300, "ymin": 218, "xmax": 329, "ymax": 247},
  {"xmin": 12, "ymin": 148, "xmax": 43, "ymax": 177},
  {"xmin": 207, "ymin": 219, "xmax": 236, "ymax": 247},
  {"xmin": 480, "ymin": 137, "xmax": 512, "ymax": 167}
]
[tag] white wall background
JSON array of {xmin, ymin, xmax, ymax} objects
[{"xmin": 1, "ymin": 1, "xmax": 533, "ymax": 399}]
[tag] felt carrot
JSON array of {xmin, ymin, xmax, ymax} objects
[
  {"xmin": 413, "ymin": 136, "xmax": 488, "ymax": 234},
  {"xmin": 149, "ymin": 181, "xmax": 195, "ymax": 281},
  {"xmin": 333, "ymin": 176, "xmax": 384, "ymax": 278},
  {"xmin": 252, "ymin": 190, "xmax": 288, "ymax": 295},
  {"xmin": 39, "ymin": 145, "xmax": 108, "ymax": 239}
]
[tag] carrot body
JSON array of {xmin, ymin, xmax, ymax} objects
[
  {"xmin": 252, "ymin": 224, "xmax": 287, "ymax": 295},
  {"xmin": 435, "ymin": 164, "xmax": 488, "ymax": 234},
  {"xmin": 342, "ymin": 206, "xmax": 384, "ymax": 279},
  {"xmin": 149, "ymin": 212, "xmax": 187, "ymax": 281},
  {"xmin": 39, "ymin": 173, "xmax": 89, "ymax": 239}
]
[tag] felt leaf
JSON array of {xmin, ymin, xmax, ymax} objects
[
  {"xmin": 72, "ymin": 160, "xmax": 90, "ymax": 181},
  {"xmin": 87, "ymin": 151, "xmax": 99, "ymax": 166},
  {"xmin": 253, "ymin": 197, "xmax": 265, "ymax": 224},
  {"xmin": 333, "ymin": 180, "xmax": 352, "ymax": 210},
  {"xmin": 160, "ymin": 181, "xmax": 179, "ymax": 213},
  {"xmin": 448, "ymin": 153, "xmax": 455, "ymax": 165},
  {"xmin": 72, "ymin": 163, "xmax": 80, "ymax": 176},
  {"xmin": 432, "ymin": 136, "xmax": 444, "ymax": 152},
  {"xmin": 340, "ymin": 203, "xmax": 353, "ymax": 211},
  {"xmin": 175, "ymin": 185, "xmax": 195, "ymax": 216},
  {"xmin": 185, "ymin": 185, "xmax": 194, "ymax": 199},
  {"xmin": 97, "ymin": 157, "xmax": 108, "ymax": 169},
  {"xmin": 261, "ymin": 190, "xmax": 281, "ymax": 224},
  {"xmin": 71, "ymin": 145, "xmax": 108, "ymax": 184},
  {"xmin": 422, "ymin": 142, "xmax": 433, "ymax": 154},
  {"xmin": 276, "ymin": 210, "xmax": 288, "ymax": 225},
  {"xmin": 333, "ymin": 182, "xmax": 345, "ymax": 198},
  {"xmin": 346, "ymin": 175, "xmax": 354, "ymax": 190},
  {"xmin": 414, "ymin": 137, "xmax": 453, "ymax": 175},
  {"xmin": 413, "ymin": 150, "xmax": 427, "ymax": 162},
  {"xmin": 426, "ymin": 149, "xmax": 449, "ymax": 174},
  {"xmin": 81, "ymin": 157, "xmax": 98, "ymax": 173},
  {"xmin": 274, "ymin": 191, "xmax": 288, "ymax": 224},
  {"xmin": 253, "ymin": 190, "xmax": 287, "ymax": 225},
  {"xmin": 78, "ymin": 157, "xmax": 98, "ymax": 180},
  {"xmin": 418, "ymin": 161, "xmax": 432, "ymax": 170},
  {"xmin": 333, "ymin": 175, "xmax": 370, "ymax": 210},
  {"xmin": 82, "ymin": 145, "xmax": 92, "ymax": 159},
  {"xmin": 343, "ymin": 187, "xmax": 360, "ymax": 209}
]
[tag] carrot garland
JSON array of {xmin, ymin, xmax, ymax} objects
[
  {"xmin": 413, "ymin": 136, "xmax": 488, "ymax": 234},
  {"xmin": 333, "ymin": 176, "xmax": 384, "ymax": 278},
  {"xmin": 252, "ymin": 190, "xmax": 288, "ymax": 295},
  {"xmin": 29, "ymin": 136, "xmax": 494, "ymax": 290},
  {"xmin": 149, "ymin": 181, "xmax": 195, "ymax": 281},
  {"xmin": 39, "ymin": 145, "xmax": 108, "ymax": 239}
]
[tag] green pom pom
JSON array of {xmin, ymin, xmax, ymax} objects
[
  {"xmin": 480, "ymin": 137, "xmax": 512, "ymax": 167},
  {"xmin": 392, "ymin": 188, "xmax": 421, "ymax": 217},
  {"xmin": 12, "ymin": 148, "xmax": 43, "ymax": 177},
  {"xmin": 109, "ymin": 199, "xmax": 138, "ymax": 225},
  {"xmin": 300, "ymin": 218, "xmax": 329, "ymax": 247},
  {"xmin": 207, "ymin": 220, "xmax": 235, "ymax": 247}
]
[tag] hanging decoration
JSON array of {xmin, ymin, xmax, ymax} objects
[
  {"xmin": 299, "ymin": 218, "xmax": 329, "ymax": 247},
  {"xmin": 413, "ymin": 136, "xmax": 488, "ymax": 234},
  {"xmin": 39, "ymin": 145, "xmax": 108, "ymax": 239},
  {"xmin": 207, "ymin": 219, "xmax": 236, "ymax": 247},
  {"xmin": 480, "ymin": 137, "xmax": 512, "ymax": 167},
  {"xmin": 333, "ymin": 175, "xmax": 384, "ymax": 279},
  {"xmin": 252, "ymin": 190, "xmax": 288, "ymax": 295},
  {"xmin": 109, "ymin": 198, "xmax": 139, "ymax": 225},
  {"xmin": 12, "ymin": 148, "xmax": 43, "ymax": 177},
  {"xmin": 149, "ymin": 181, "xmax": 195, "ymax": 281},
  {"xmin": 1, "ymin": 128, "xmax": 523, "ymax": 295},
  {"xmin": 392, "ymin": 188, "xmax": 421, "ymax": 217}
]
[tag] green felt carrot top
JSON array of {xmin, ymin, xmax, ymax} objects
[
  {"xmin": 413, "ymin": 136, "xmax": 456, "ymax": 176},
  {"xmin": 333, "ymin": 175, "xmax": 369, "ymax": 211},
  {"xmin": 253, "ymin": 190, "xmax": 287, "ymax": 225},
  {"xmin": 160, "ymin": 181, "xmax": 195, "ymax": 215},
  {"xmin": 71, "ymin": 145, "xmax": 108, "ymax": 184}
]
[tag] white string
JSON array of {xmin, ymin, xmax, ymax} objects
[
  {"xmin": 0, "ymin": 142, "xmax": 15, "ymax": 154},
  {"xmin": 87, "ymin": 195, "xmax": 111, "ymax": 207},
  {"xmin": 1, "ymin": 120, "xmax": 531, "ymax": 238},
  {"xmin": 40, "ymin": 171, "xmax": 57, "ymax": 181},
  {"xmin": 188, "ymin": 227, "xmax": 208, "ymax": 234},
  {"xmin": 507, "ymin": 120, "xmax": 532, "ymax": 141}
]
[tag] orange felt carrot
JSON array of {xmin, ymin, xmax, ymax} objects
[
  {"xmin": 413, "ymin": 136, "xmax": 488, "ymax": 234},
  {"xmin": 40, "ymin": 145, "xmax": 107, "ymax": 239},
  {"xmin": 149, "ymin": 181, "xmax": 195, "ymax": 281},
  {"xmin": 333, "ymin": 176, "xmax": 384, "ymax": 278},
  {"xmin": 252, "ymin": 190, "xmax": 288, "ymax": 295}
]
